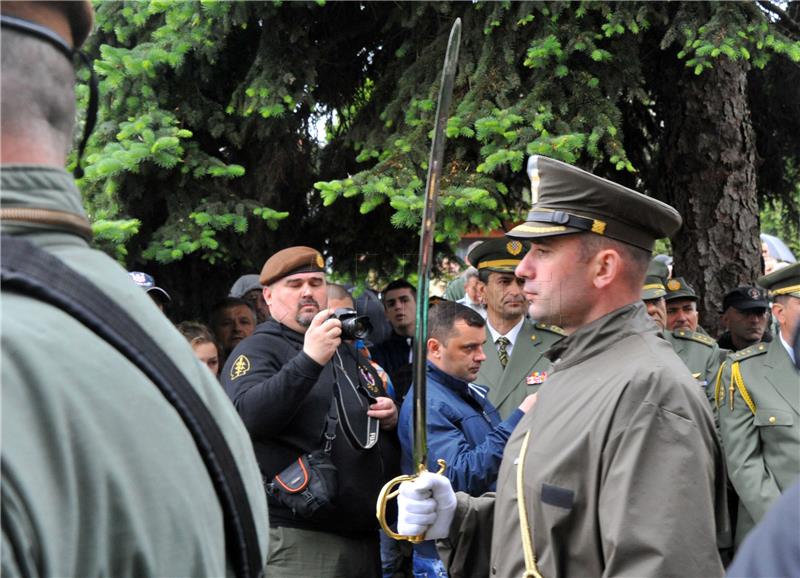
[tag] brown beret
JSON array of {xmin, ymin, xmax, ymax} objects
[
  {"xmin": 260, "ymin": 246, "xmax": 326, "ymax": 286},
  {"xmin": 1, "ymin": 1, "xmax": 94, "ymax": 49}
]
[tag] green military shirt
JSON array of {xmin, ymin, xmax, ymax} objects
[
  {"xmin": 478, "ymin": 320, "xmax": 564, "ymax": 419},
  {"xmin": 716, "ymin": 338, "xmax": 800, "ymax": 546},
  {"xmin": 1, "ymin": 166, "xmax": 269, "ymax": 576},
  {"xmin": 665, "ymin": 328, "xmax": 726, "ymax": 404}
]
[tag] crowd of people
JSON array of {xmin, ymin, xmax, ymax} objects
[{"xmin": 2, "ymin": 2, "xmax": 799, "ymax": 578}]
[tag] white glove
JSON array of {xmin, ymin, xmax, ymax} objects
[{"xmin": 397, "ymin": 471, "xmax": 457, "ymax": 540}]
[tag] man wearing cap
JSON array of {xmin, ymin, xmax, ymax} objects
[
  {"xmin": 129, "ymin": 270, "xmax": 171, "ymax": 312},
  {"xmin": 718, "ymin": 286, "xmax": 772, "ymax": 351},
  {"xmin": 716, "ymin": 263, "xmax": 800, "ymax": 546},
  {"xmin": 396, "ymin": 155, "xmax": 728, "ymax": 577},
  {"xmin": 230, "ymin": 273, "xmax": 270, "ymax": 323},
  {"xmin": 665, "ymin": 276, "xmax": 702, "ymax": 332},
  {"xmin": 641, "ymin": 257, "xmax": 670, "ymax": 329},
  {"xmin": 221, "ymin": 246, "xmax": 400, "ymax": 578},
  {"xmin": 0, "ymin": 3, "xmax": 269, "ymax": 576},
  {"xmin": 660, "ymin": 276, "xmax": 725, "ymax": 401},
  {"xmin": 469, "ymin": 238, "xmax": 565, "ymax": 419}
]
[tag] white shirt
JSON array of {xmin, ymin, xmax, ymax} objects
[
  {"xmin": 779, "ymin": 332, "xmax": 796, "ymax": 366},
  {"xmin": 486, "ymin": 317, "xmax": 525, "ymax": 359}
]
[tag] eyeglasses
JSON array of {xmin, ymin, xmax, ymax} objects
[{"xmin": 0, "ymin": 14, "xmax": 98, "ymax": 178}]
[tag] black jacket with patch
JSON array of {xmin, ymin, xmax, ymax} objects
[{"xmin": 222, "ymin": 319, "xmax": 400, "ymax": 535}]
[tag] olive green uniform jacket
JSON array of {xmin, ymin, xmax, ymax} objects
[
  {"xmin": 716, "ymin": 338, "xmax": 800, "ymax": 546},
  {"xmin": 665, "ymin": 328, "xmax": 726, "ymax": 404},
  {"xmin": 1, "ymin": 166, "xmax": 269, "ymax": 577},
  {"xmin": 438, "ymin": 303, "xmax": 729, "ymax": 578},
  {"xmin": 478, "ymin": 320, "xmax": 564, "ymax": 419}
]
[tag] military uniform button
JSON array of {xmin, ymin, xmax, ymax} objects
[
  {"xmin": 769, "ymin": 416, "xmax": 777, "ymax": 424},
  {"xmin": 492, "ymin": 566, "xmax": 497, "ymax": 575}
]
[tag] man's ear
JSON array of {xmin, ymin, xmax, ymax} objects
[
  {"xmin": 477, "ymin": 280, "xmax": 487, "ymax": 304},
  {"xmin": 427, "ymin": 337, "xmax": 442, "ymax": 359},
  {"xmin": 591, "ymin": 248, "xmax": 622, "ymax": 289},
  {"xmin": 263, "ymin": 286, "xmax": 272, "ymax": 307}
]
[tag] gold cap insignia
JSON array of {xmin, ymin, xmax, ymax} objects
[
  {"xmin": 230, "ymin": 354, "xmax": 251, "ymax": 380},
  {"xmin": 506, "ymin": 240, "xmax": 523, "ymax": 256},
  {"xmin": 667, "ymin": 279, "xmax": 681, "ymax": 291},
  {"xmin": 316, "ymin": 254, "xmax": 324, "ymax": 269}
]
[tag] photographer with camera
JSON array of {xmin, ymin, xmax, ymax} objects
[{"xmin": 222, "ymin": 246, "xmax": 399, "ymax": 578}]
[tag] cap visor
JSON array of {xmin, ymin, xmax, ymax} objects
[{"xmin": 147, "ymin": 287, "xmax": 171, "ymax": 302}]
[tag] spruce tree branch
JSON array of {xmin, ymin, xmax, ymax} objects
[{"xmin": 756, "ymin": 0, "xmax": 800, "ymax": 37}]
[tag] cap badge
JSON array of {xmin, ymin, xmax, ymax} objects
[
  {"xmin": 748, "ymin": 288, "xmax": 761, "ymax": 300},
  {"xmin": 506, "ymin": 240, "xmax": 523, "ymax": 256},
  {"xmin": 667, "ymin": 279, "xmax": 681, "ymax": 291},
  {"xmin": 526, "ymin": 371, "xmax": 548, "ymax": 385},
  {"xmin": 316, "ymin": 254, "xmax": 325, "ymax": 269},
  {"xmin": 230, "ymin": 354, "xmax": 251, "ymax": 380}
]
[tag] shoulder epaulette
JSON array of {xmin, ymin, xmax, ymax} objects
[
  {"xmin": 730, "ymin": 342, "xmax": 769, "ymax": 362},
  {"xmin": 534, "ymin": 323, "xmax": 566, "ymax": 336},
  {"xmin": 717, "ymin": 346, "xmax": 768, "ymax": 415},
  {"xmin": 672, "ymin": 329, "xmax": 716, "ymax": 347}
]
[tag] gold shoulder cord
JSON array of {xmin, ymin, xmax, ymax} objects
[
  {"xmin": 714, "ymin": 362, "xmax": 727, "ymax": 409},
  {"xmin": 730, "ymin": 361, "xmax": 757, "ymax": 415},
  {"xmin": 517, "ymin": 431, "xmax": 544, "ymax": 578}
]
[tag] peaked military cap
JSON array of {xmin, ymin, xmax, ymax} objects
[
  {"xmin": 506, "ymin": 156, "xmax": 682, "ymax": 251},
  {"xmin": 665, "ymin": 277, "xmax": 698, "ymax": 302},
  {"xmin": 641, "ymin": 257, "xmax": 669, "ymax": 300},
  {"xmin": 722, "ymin": 285, "xmax": 768, "ymax": 312},
  {"xmin": 260, "ymin": 246, "xmax": 325, "ymax": 286},
  {"xmin": 758, "ymin": 262, "xmax": 800, "ymax": 298},
  {"xmin": 468, "ymin": 238, "xmax": 531, "ymax": 274}
]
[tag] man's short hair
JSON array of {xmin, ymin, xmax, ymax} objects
[
  {"xmin": 428, "ymin": 301, "xmax": 485, "ymax": 343},
  {"xmin": 382, "ymin": 279, "xmax": 416, "ymax": 299},
  {"xmin": 209, "ymin": 297, "xmax": 256, "ymax": 327},
  {"xmin": 577, "ymin": 233, "xmax": 651, "ymax": 285},
  {"xmin": 464, "ymin": 267, "xmax": 479, "ymax": 282}
]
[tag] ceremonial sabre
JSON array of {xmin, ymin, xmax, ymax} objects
[{"xmin": 376, "ymin": 18, "xmax": 461, "ymax": 543}]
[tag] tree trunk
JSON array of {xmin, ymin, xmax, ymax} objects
[{"xmin": 655, "ymin": 55, "xmax": 760, "ymax": 337}]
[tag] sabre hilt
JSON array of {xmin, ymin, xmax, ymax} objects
[{"xmin": 376, "ymin": 459, "xmax": 447, "ymax": 542}]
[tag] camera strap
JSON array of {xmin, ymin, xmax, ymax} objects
[
  {"xmin": 0, "ymin": 236, "xmax": 263, "ymax": 578},
  {"xmin": 331, "ymin": 350, "xmax": 381, "ymax": 450},
  {"xmin": 321, "ymin": 393, "xmax": 338, "ymax": 454}
]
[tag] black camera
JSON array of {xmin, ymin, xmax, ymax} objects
[{"xmin": 331, "ymin": 308, "xmax": 372, "ymax": 340}]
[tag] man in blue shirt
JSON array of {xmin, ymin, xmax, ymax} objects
[{"xmin": 398, "ymin": 301, "xmax": 536, "ymax": 577}]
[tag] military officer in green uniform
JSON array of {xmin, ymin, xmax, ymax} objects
[
  {"xmin": 641, "ymin": 261, "xmax": 725, "ymax": 402},
  {"xmin": 664, "ymin": 277, "xmax": 726, "ymax": 401},
  {"xmin": 469, "ymin": 238, "xmax": 565, "ymax": 419},
  {"xmin": 716, "ymin": 262, "xmax": 800, "ymax": 546},
  {"xmin": 396, "ymin": 155, "xmax": 728, "ymax": 578},
  {"xmin": 0, "ymin": 3, "xmax": 268, "ymax": 576}
]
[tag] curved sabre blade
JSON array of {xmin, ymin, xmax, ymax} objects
[{"xmin": 412, "ymin": 18, "xmax": 462, "ymax": 474}]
